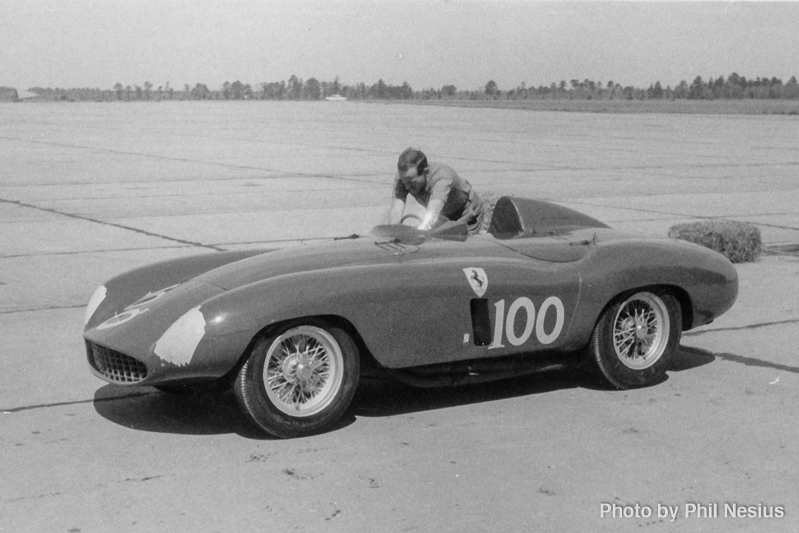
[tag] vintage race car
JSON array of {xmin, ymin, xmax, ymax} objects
[{"xmin": 83, "ymin": 197, "xmax": 737, "ymax": 438}]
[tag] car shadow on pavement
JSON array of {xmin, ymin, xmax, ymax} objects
[
  {"xmin": 670, "ymin": 345, "xmax": 716, "ymax": 372},
  {"xmin": 351, "ymin": 369, "xmax": 583, "ymax": 418},
  {"xmin": 92, "ymin": 344, "xmax": 718, "ymax": 438},
  {"xmin": 92, "ymin": 385, "xmax": 269, "ymax": 439},
  {"xmin": 353, "ymin": 343, "xmax": 717, "ymax": 416}
]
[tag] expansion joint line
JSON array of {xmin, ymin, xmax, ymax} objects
[
  {"xmin": 0, "ymin": 198, "xmax": 222, "ymax": 251},
  {"xmin": 0, "ymin": 135, "xmax": 386, "ymax": 185}
]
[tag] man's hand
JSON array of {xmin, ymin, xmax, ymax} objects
[{"xmin": 418, "ymin": 199, "xmax": 445, "ymax": 230}]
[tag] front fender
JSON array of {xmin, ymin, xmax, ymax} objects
[
  {"xmin": 196, "ymin": 261, "xmax": 457, "ymax": 371},
  {"xmin": 84, "ymin": 257, "xmax": 391, "ymax": 386},
  {"xmin": 84, "ymin": 249, "xmax": 271, "ymax": 330},
  {"xmin": 198, "ymin": 262, "xmax": 399, "ymax": 340}
]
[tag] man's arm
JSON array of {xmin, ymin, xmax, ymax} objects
[
  {"xmin": 387, "ymin": 197, "xmax": 406, "ymax": 224},
  {"xmin": 387, "ymin": 170, "xmax": 409, "ymax": 224},
  {"xmin": 418, "ymin": 172, "xmax": 452, "ymax": 229},
  {"xmin": 418, "ymin": 199, "xmax": 445, "ymax": 230}
]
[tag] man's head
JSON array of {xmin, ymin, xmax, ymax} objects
[{"xmin": 397, "ymin": 148, "xmax": 428, "ymax": 193}]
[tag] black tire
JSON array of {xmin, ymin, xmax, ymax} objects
[
  {"xmin": 588, "ymin": 290, "xmax": 681, "ymax": 389},
  {"xmin": 234, "ymin": 322, "xmax": 360, "ymax": 438}
]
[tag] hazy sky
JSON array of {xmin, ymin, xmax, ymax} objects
[{"xmin": 2, "ymin": 0, "xmax": 798, "ymax": 92}]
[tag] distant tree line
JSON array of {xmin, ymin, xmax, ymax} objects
[
  {"xmin": 25, "ymin": 73, "xmax": 799, "ymax": 102},
  {"xmin": 488, "ymin": 74, "xmax": 799, "ymax": 101}
]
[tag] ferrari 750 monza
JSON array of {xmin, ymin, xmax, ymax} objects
[{"xmin": 83, "ymin": 197, "xmax": 738, "ymax": 438}]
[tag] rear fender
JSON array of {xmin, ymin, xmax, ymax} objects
[{"xmin": 572, "ymin": 241, "xmax": 737, "ymax": 339}]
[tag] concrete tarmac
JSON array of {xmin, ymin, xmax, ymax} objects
[{"xmin": 1, "ymin": 102, "xmax": 798, "ymax": 532}]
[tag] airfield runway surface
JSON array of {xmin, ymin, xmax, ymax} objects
[{"xmin": 1, "ymin": 102, "xmax": 798, "ymax": 532}]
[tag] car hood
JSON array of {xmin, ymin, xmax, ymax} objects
[
  {"xmin": 194, "ymin": 233, "xmax": 539, "ymax": 290},
  {"xmin": 194, "ymin": 237, "xmax": 417, "ymax": 290}
]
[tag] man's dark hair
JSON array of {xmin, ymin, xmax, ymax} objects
[{"xmin": 397, "ymin": 147, "xmax": 428, "ymax": 174}]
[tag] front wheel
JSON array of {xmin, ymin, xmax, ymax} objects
[
  {"xmin": 588, "ymin": 290, "xmax": 681, "ymax": 389},
  {"xmin": 234, "ymin": 322, "xmax": 360, "ymax": 438}
]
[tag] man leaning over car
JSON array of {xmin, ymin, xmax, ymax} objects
[{"xmin": 387, "ymin": 147, "xmax": 486, "ymax": 234}]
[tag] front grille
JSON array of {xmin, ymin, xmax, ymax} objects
[{"xmin": 86, "ymin": 341, "xmax": 148, "ymax": 384}]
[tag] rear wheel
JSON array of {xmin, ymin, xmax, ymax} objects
[
  {"xmin": 588, "ymin": 290, "xmax": 681, "ymax": 389},
  {"xmin": 234, "ymin": 322, "xmax": 360, "ymax": 438}
]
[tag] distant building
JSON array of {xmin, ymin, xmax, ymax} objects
[
  {"xmin": 0, "ymin": 88, "xmax": 39, "ymax": 101},
  {"xmin": 325, "ymin": 94, "xmax": 347, "ymax": 101},
  {"xmin": 16, "ymin": 90, "xmax": 39, "ymax": 101}
]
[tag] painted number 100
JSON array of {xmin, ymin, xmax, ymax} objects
[{"xmin": 488, "ymin": 296, "xmax": 565, "ymax": 349}]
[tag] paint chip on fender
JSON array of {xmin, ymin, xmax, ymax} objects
[
  {"xmin": 154, "ymin": 306, "xmax": 206, "ymax": 367},
  {"xmin": 84, "ymin": 285, "xmax": 107, "ymax": 326}
]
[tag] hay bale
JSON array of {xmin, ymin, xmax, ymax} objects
[
  {"xmin": 0, "ymin": 87, "xmax": 19, "ymax": 101},
  {"xmin": 668, "ymin": 220, "xmax": 762, "ymax": 263}
]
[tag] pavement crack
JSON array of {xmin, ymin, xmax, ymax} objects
[
  {"xmin": 0, "ymin": 135, "xmax": 279, "ymax": 173},
  {"xmin": 5, "ymin": 491, "xmax": 63, "ymax": 504},
  {"xmin": 118, "ymin": 475, "xmax": 162, "ymax": 484},
  {"xmin": 714, "ymin": 352, "xmax": 799, "ymax": 374},
  {"xmin": 682, "ymin": 344, "xmax": 799, "ymax": 374},
  {"xmin": 564, "ymin": 200, "xmax": 799, "ymax": 231},
  {"xmin": 0, "ymin": 197, "xmax": 222, "ymax": 251},
  {"xmin": 0, "ymin": 305, "xmax": 86, "ymax": 315},
  {"xmin": 684, "ymin": 318, "xmax": 799, "ymax": 336},
  {"xmin": 0, "ymin": 135, "xmax": 387, "ymax": 185},
  {"xmin": 0, "ymin": 244, "xmax": 194, "ymax": 259},
  {"xmin": 2, "ymin": 392, "xmax": 153, "ymax": 414}
]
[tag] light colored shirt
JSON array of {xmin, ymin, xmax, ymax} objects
[{"xmin": 393, "ymin": 162, "xmax": 481, "ymax": 222}]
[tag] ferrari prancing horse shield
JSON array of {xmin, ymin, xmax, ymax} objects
[{"xmin": 463, "ymin": 267, "xmax": 488, "ymax": 297}]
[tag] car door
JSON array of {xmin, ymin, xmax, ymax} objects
[
  {"xmin": 462, "ymin": 255, "xmax": 583, "ymax": 359},
  {"xmin": 360, "ymin": 237, "xmax": 584, "ymax": 368}
]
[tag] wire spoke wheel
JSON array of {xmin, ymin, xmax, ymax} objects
[
  {"xmin": 612, "ymin": 293, "xmax": 669, "ymax": 370},
  {"xmin": 234, "ymin": 322, "xmax": 360, "ymax": 438},
  {"xmin": 588, "ymin": 290, "xmax": 681, "ymax": 389},
  {"xmin": 264, "ymin": 327, "xmax": 343, "ymax": 417}
]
